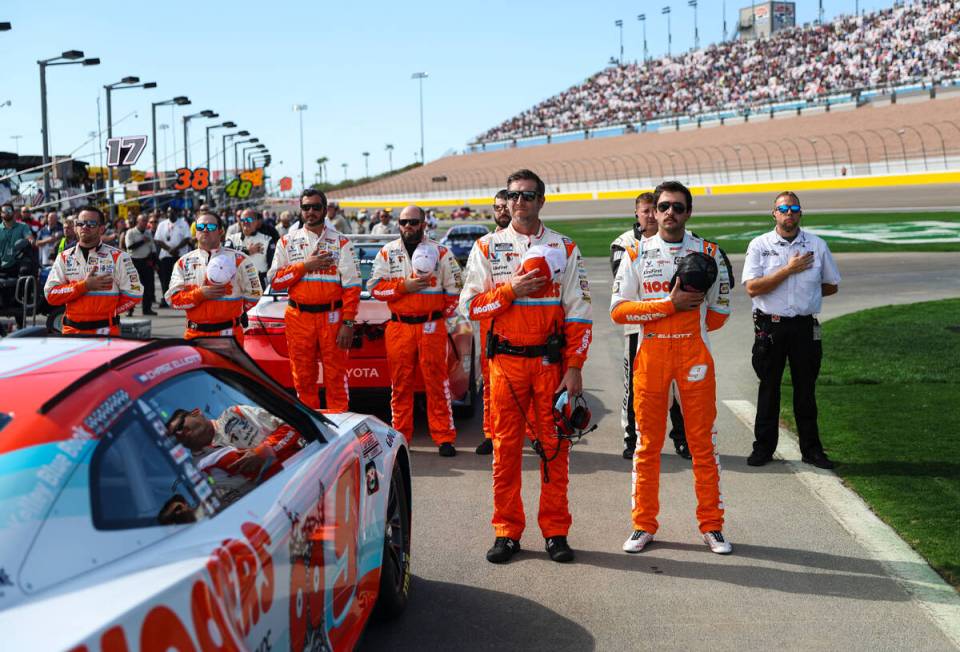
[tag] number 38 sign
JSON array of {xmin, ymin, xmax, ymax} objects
[{"xmin": 173, "ymin": 168, "xmax": 210, "ymax": 191}]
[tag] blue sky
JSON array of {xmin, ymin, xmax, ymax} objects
[{"xmin": 0, "ymin": 0, "xmax": 894, "ymax": 190}]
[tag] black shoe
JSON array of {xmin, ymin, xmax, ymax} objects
[
  {"xmin": 622, "ymin": 447, "xmax": 634, "ymax": 460},
  {"xmin": 158, "ymin": 300, "xmax": 168, "ymax": 308},
  {"xmin": 126, "ymin": 310, "xmax": 134, "ymax": 317},
  {"xmin": 475, "ymin": 438, "xmax": 493, "ymax": 455},
  {"xmin": 674, "ymin": 438, "xmax": 692, "ymax": 460},
  {"xmin": 486, "ymin": 537, "xmax": 520, "ymax": 564},
  {"xmin": 802, "ymin": 453, "xmax": 835, "ymax": 469},
  {"xmin": 439, "ymin": 442, "xmax": 456, "ymax": 457},
  {"xmin": 545, "ymin": 536, "xmax": 574, "ymax": 563},
  {"xmin": 747, "ymin": 451, "xmax": 773, "ymax": 466},
  {"xmin": 143, "ymin": 309, "xmax": 157, "ymax": 316}
]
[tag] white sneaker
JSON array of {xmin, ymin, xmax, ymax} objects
[
  {"xmin": 703, "ymin": 530, "xmax": 733, "ymax": 554},
  {"xmin": 622, "ymin": 529, "xmax": 654, "ymax": 553}
]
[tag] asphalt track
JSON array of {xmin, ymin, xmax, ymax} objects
[{"xmin": 140, "ymin": 253, "xmax": 960, "ymax": 650}]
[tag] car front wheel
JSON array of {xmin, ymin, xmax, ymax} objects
[{"xmin": 374, "ymin": 459, "xmax": 411, "ymax": 620}]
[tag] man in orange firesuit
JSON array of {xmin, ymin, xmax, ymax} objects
[
  {"xmin": 466, "ymin": 188, "xmax": 512, "ymax": 455},
  {"xmin": 44, "ymin": 204, "xmax": 142, "ymax": 335},
  {"xmin": 460, "ymin": 169, "xmax": 592, "ymax": 564},
  {"xmin": 165, "ymin": 211, "xmax": 262, "ymax": 343},
  {"xmin": 610, "ymin": 180, "xmax": 733, "ymax": 556},
  {"xmin": 369, "ymin": 205, "xmax": 462, "ymax": 456},
  {"xmin": 268, "ymin": 189, "xmax": 361, "ymax": 412}
]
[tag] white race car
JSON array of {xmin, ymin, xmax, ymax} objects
[{"xmin": 0, "ymin": 335, "xmax": 411, "ymax": 651}]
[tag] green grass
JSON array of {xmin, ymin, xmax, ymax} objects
[
  {"xmin": 540, "ymin": 211, "xmax": 960, "ymax": 257},
  {"xmin": 780, "ymin": 299, "xmax": 960, "ymax": 588}
]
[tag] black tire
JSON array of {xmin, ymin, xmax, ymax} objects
[
  {"xmin": 452, "ymin": 338, "xmax": 477, "ymax": 418},
  {"xmin": 374, "ymin": 460, "xmax": 411, "ymax": 620}
]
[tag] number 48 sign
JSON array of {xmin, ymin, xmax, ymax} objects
[{"xmin": 105, "ymin": 136, "xmax": 147, "ymax": 167}]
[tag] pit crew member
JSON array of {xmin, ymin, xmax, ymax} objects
[
  {"xmin": 165, "ymin": 211, "xmax": 262, "ymax": 343},
  {"xmin": 369, "ymin": 205, "xmax": 462, "ymax": 456},
  {"xmin": 460, "ymin": 169, "xmax": 592, "ymax": 564},
  {"xmin": 226, "ymin": 208, "xmax": 274, "ymax": 288},
  {"xmin": 268, "ymin": 189, "xmax": 361, "ymax": 412},
  {"xmin": 44, "ymin": 204, "xmax": 142, "ymax": 335},
  {"xmin": 610, "ymin": 181, "xmax": 733, "ymax": 555}
]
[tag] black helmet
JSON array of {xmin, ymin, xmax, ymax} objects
[{"xmin": 671, "ymin": 251, "xmax": 718, "ymax": 293}]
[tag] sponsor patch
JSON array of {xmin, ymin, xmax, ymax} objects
[
  {"xmin": 719, "ymin": 282, "xmax": 730, "ymax": 293},
  {"xmin": 385, "ymin": 431, "xmax": 397, "ymax": 448},
  {"xmin": 84, "ymin": 389, "xmax": 131, "ymax": 435},
  {"xmin": 136, "ymin": 353, "xmax": 202, "ymax": 383},
  {"xmin": 365, "ymin": 460, "xmax": 379, "ymax": 495},
  {"xmin": 170, "ymin": 444, "xmax": 190, "ymax": 465},
  {"xmin": 493, "ymin": 242, "xmax": 513, "ymax": 252}
]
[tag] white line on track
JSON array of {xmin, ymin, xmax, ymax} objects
[{"xmin": 723, "ymin": 398, "xmax": 960, "ymax": 648}]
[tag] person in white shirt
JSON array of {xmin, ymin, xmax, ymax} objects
[
  {"xmin": 742, "ymin": 191, "xmax": 840, "ymax": 469},
  {"xmin": 227, "ymin": 209, "xmax": 273, "ymax": 288},
  {"xmin": 154, "ymin": 210, "xmax": 192, "ymax": 307},
  {"xmin": 370, "ymin": 210, "xmax": 398, "ymax": 235}
]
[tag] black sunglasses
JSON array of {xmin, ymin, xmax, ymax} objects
[
  {"xmin": 301, "ymin": 204, "xmax": 325, "ymax": 212},
  {"xmin": 776, "ymin": 204, "xmax": 802, "ymax": 214},
  {"xmin": 656, "ymin": 201, "xmax": 687, "ymax": 214},
  {"xmin": 398, "ymin": 219, "xmax": 422, "ymax": 227},
  {"xmin": 506, "ymin": 190, "xmax": 539, "ymax": 202}
]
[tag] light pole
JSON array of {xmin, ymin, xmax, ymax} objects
[
  {"xmin": 0, "ymin": 100, "xmax": 10, "ymax": 108},
  {"xmin": 152, "ymin": 96, "xmax": 190, "ymax": 191},
  {"xmin": 385, "ymin": 144, "xmax": 394, "ymax": 171},
  {"xmin": 38, "ymin": 50, "xmax": 100, "ymax": 204},
  {"xmin": 248, "ymin": 146, "xmax": 268, "ymax": 170},
  {"xmin": 362, "ymin": 151, "xmax": 370, "ymax": 177},
  {"xmin": 234, "ymin": 138, "xmax": 258, "ymax": 175},
  {"xmin": 206, "ymin": 120, "xmax": 235, "ymax": 178},
  {"xmin": 411, "ymin": 72, "xmax": 428, "ymax": 164},
  {"xmin": 614, "ymin": 20, "xmax": 624, "ymax": 65},
  {"xmin": 637, "ymin": 14, "xmax": 648, "ymax": 62},
  {"xmin": 105, "ymin": 77, "xmax": 157, "ymax": 219},
  {"xmin": 242, "ymin": 144, "xmax": 260, "ymax": 169},
  {"xmin": 688, "ymin": 0, "xmax": 699, "ymax": 50},
  {"xmin": 722, "ymin": 0, "xmax": 727, "ymax": 40},
  {"xmin": 342, "ymin": 162, "xmax": 348, "ymax": 181},
  {"xmin": 222, "ymin": 130, "xmax": 249, "ymax": 183},
  {"xmin": 183, "ymin": 110, "xmax": 217, "ymax": 168},
  {"xmin": 662, "ymin": 6, "xmax": 672, "ymax": 57},
  {"xmin": 10, "ymin": 135, "xmax": 21, "ymax": 156},
  {"xmin": 317, "ymin": 157, "xmax": 328, "ymax": 184},
  {"xmin": 292, "ymin": 104, "xmax": 308, "ymax": 191}
]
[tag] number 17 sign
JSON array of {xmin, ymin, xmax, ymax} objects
[{"xmin": 105, "ymin": 136, "xmax": 148, "ymax": 167}]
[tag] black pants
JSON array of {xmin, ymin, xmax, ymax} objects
[
  {"xmin": 158, "ymin": 257, "xmax": 176, "ymax": 304},
  {"xmin": 752, "ymin": 313, "xmax": 824, "ymax": 458},
  {"xmin": 132, "ymin": 258, "xmax": 155, "ymax": 310},
  {"xmin": 624, "ymin": 332, "xmax": 686, "ymax": 452}
]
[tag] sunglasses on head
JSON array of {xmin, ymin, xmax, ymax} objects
[
  {"xmin": 301, "ymin": 203, "xmax": 325, "ymax": 212},
  {"xmin": 398, "ymin": 219, "xmax": 421, "ymax": 227},
  {"xmin": 195, "ymin": 222, "xmax": 219, "ymax": 232},
  {"xmin": 76, "ymin": 220, "xmax": 101, "ymax": 229},
  {"xmin": 506, "ymin": 190, "xmax": 539, "ymax": 202},
  {"xmin": 776, "ymin": 204, "xmax": 802, "ymax": 214},
  {"xmin": 656, "ymin": 201, "xmax": 687, "ymax": 214}
]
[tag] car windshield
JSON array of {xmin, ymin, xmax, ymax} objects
[{"xmin": 446, "ymin": 226, "xmax": 487, "ymax": 242}]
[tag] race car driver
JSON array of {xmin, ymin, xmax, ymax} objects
[
  {"xmin": 610, "ymin": 192, "xmax": 689, "ymax": 460},
  {"xmin": 460, "ymin": 169, "xmax": 592, "ymax": 564},
  {"xmin": 610, "ymin": 181, "xmax": 732, "ymax": 555},
  {"xmin": 369, "ymin": 205, "xmax": 462, "ymax": 456},
  {"xmin": 165, "ymin": 211, "xmax": 262, "ymax": 343},
  {"xmin": 44, "ymin": 204, "xmax": 143, "ymax": 335},
  {"xmin": 268, "ymin": 188, "xmax": 361, "ymax": 412},
  {"xmin": 468, "ymin": 188, "xmax": 512, "ymax": 455}
]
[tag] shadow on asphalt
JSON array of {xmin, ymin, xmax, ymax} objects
[
  {"xmin": 359, "ymin": 576, "xmax": 594, "ymax": 651},
  {"xmin": 573, "ymin": 544, "xmax": 931, "ymax": 603}
]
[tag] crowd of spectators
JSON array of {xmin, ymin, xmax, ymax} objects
[{"xmin": 476, "ymin": 0, "xmax": 959, "ymax": 143}]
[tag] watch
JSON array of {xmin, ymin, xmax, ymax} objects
[{"xmin": 342, "ymin": 320, "xmax": 355, "ymax": 327}]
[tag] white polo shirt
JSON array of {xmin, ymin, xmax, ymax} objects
[{"xmin": 742, "ymin": 228, "xmax": 840, "ymax": 317}]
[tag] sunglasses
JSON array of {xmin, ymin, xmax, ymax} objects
[
  {"xmin": 76, "ymin": 220, "xmax": 102, "ymax": 229},
  {"xmin": 493, "ymin": 205, "xmax": 510, "ymax": 212},
  {"xmin": 301, "ymin": 204, "xmax": 325, "ymax": 212},
  {"xmin": 776, "ymin": 204, "xmax": 802, "ymax": 214},
  {"xmin": 398, "ymin": 219, "xmax": 422, "ymax": 227},
  {"xmin": 195, "ymin": 223, "xmax": 219, "ymax": 232},
  {"xmin": 656, "ymin": 201, "xmax": 687, "ymax": 214},
  {"xmin": 506, "ymin": 190, "xmax": 539, "ymax": 202},
  {"xmin": 240, "ymin": 217, "xmax": 256, "ymax": 223}
]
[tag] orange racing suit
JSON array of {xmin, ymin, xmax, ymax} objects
[
  {"xmin": 166, "ymin": 247, "xmax": 262, "ymax": 344},
  {"xmin": 44, "ymin": 242, "xmax": 143, "ymax": 335},
  {"xmin": 610, "ymin": 232, "xmax": 731, "ymax": 535},
  {"xmin": 459, "ymin": 223, "xmax": 592, "ymax": 541},
  {"xmin": 369, "ymin": 237, "xmax": 462, "ymax": 445},
  {"xmin": 268, "ymin": 227, "xmax": 361, "ymax": 412}
]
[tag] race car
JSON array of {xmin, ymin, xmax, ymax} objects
[
  {"xmin": 439, "ymin": 224, "xmax": 490, "ymax": 267},
  {"xmin": 0, "ymin": 335, "xmax": 412, "ymax": 651},
  {"xmin": 449, "ymin": 206, "xmax": 472, "ymax": 220},
  {"xmin": 244, "ymin": 234, "xmax": 480, "ymax": 416}
]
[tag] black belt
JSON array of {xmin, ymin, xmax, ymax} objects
[
  {"xmin": 754, "ymin": 310, "xmax": 813, "ymax": 322},
  {"xmin": 288, "ymin": 299, "xmax": 343, "ymax": 313},
  {"xmin": 64, "ymin": 315, "xmax": 120, "ymax": 330},
  {"xmin": 391, "ymin": 311, "xmax": 443, "ymax": 325},
  {"xmin": 188, "ymin": 317, "xmax": 242, "ymax": 332},
  {"xmin": 494, "ymin": 340, "xmax": 548, "ymax": 358}
]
